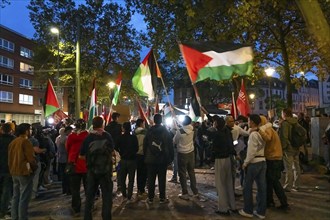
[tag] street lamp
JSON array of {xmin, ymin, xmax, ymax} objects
[
  {"xmin": 265, "ymin": 67, "xmax": 275, "ymax": 110},
  {"xmin": 249, "ymin": 93, "xmax": 255, "ymax": 112},
  {"xmin": 50, "ymin": 27, "xmax": 60, "ymax": 93},
  {"xmin": 300, "ymin": 71, "xmax": 306, "ymax": 113}
]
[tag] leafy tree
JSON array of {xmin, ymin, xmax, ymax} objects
[
  {"xmin": 28, "ymin": 0, "xmax": 142, "ymax": 114},
  {"xmin": 125, "ymin": 0, "xmax": 329, "ymax": 108},
  {"xmin": 0, "ymin": 0, "xmax": 9, "ymax": 8}
]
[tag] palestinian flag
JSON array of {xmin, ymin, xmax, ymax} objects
[
  {"xmin": 44, "ymin": 79, "xmax": 60, "ymax": 117},
  {"xmin": 88, "ymin": 78, "xmax": 97, "ymax": 127},
  {"xmin": 179, "ymin": 42, "xmax": 253, "ymax": 83},
  {"xmin": 112, "ymin": 71, "xmax": 122, "ymax": 106},
  {"xmin": 132, "ymin": 49, "xmax": 162, "ymax": 99}
]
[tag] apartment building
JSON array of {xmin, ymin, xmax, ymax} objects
[{"xmin": 0, "ymin": 25, "xmax": 44, "ymax": 124}]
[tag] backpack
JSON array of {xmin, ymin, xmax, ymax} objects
[
  {"xmin": 290, "ymin": 123, "xmax": 307, "ymax": 148},
  {"xmin": 88, "ymin": 138, "xmax": 112, "ymax": 175}
]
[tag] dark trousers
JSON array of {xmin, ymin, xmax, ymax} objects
[
  {"xmin": 266, "ymin": 160, "xmax": 288, "ymax": 206},
  {"xmin": 84, "ymin": 172, "xmax": 113, "ymax": 220},
  {"xmin": 178, "ymin": 152, "xmax": 198, "ymax": 195},
  {"xmin": 0, "ymin": 175, "xmax": 12, "ymax": 217},
  {"xmin": 146, "ymin": 163, "xmax": 167, "ymax": 200},
  {"xmin": 58, "ymin": 163, "xmax": 70, "ymax": 194},
  {"xmin": 70, "ymin": 173, "xmax": 86, "ymax": 213},
  {"xmin": 136, "ymin": 155, "xmax": 147, "ymax": 193},
  {"xmin": 119, "ymin": 159, "xmax": 136, "ymax": 199}
]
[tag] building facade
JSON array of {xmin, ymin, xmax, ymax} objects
[{"xmin": 0, "ymin": 25, "xmax": 44, "ymax": 124}]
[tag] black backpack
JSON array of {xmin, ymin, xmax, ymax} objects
[
  {"xmin": 88, "ymin": 138, "xmax": 112, "ymax": 175},
  {"xmin": 290, "ymin": 123, "xmax": 307, "ymax": 148}
]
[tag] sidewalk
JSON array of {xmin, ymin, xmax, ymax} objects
[{"xmin": 30, "ymin": 164, "xmax": 330, "ymax": 220}]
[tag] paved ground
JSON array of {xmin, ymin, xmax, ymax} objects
[{"xmin": 28, "ymin": 163, "xmax": 330, "ymax": 220}]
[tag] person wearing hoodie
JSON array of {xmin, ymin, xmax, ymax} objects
[
  {"xmin": 134, "ymin": 119, "xmax": 148, "ymax": 196},
  {"xmin": 259, "ymin": 116, "xmax": 289, "ymax": 210},
  {"xmin": 174, "ymin": 116, "xmax": 205, "ymax": 202},
  {"xmin": 279, "ymin": 108, "xmax": 301, "ymax": 192},
  {"xmin": 66, "ymin": 119, "xmax": 89, "ymax": 216},
  {"xmin": 143, "ymin": 114, "xmax": 174, "ymax": 204},
  {"xmin": 80, "ymin": 116, "xmax": 114, "ymax": 220}
]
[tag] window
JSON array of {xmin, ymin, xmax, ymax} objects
[
  {"xmin": 0, "ymin": 91, "xmax": 13, "ymax": 103},
  {"xmin": 259, "ymin": 100, "xmax": 263, "ymax": 110},
  {"xmin": 19, "ymin": 94, "xmax": 33, "ymax": 105},
  {"xmin": 0, "ymin": 38, "xmax": 14, "ymax": 52},
  {"xmin": 0, "ymin": 74, "xmax": 13, "ymax": 85},
  {"xmin": 0, "ymin": 55, "xmax": 14, "ymax": 69},
  {"xmin": 20, "ymin": 78, "xmax": 32, "ymax": 89},
  {"xmin": 20, "ymin": 47, "xmax": 33, "ymax": 59},
  {"xmin": 20, "ymin": 62, "xmax": 34, "ymax": 74}
]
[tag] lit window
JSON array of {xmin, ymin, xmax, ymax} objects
[
  {"xmin": 19, "ymin": 94, "xmax": 33, "ymax": 105},
  {"xmin": 0, "ymin": 91, "xmax": 13, "ymax": 103},
  {"xmin": 0, "ymin": 74, "xmax": 13, "ymax": 85},
  {"xmin": 20, "ymin": 62, "xmax": 34, "ymax": 74},
  {"xmin": 20, "ymin": 47, "xmax": 33, "ymax": 59}
]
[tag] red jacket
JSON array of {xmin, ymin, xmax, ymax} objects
[{"xmin": 66, "ymin": 130, "xmax": 89, "ymax": 173}]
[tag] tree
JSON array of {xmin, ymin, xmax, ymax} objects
[
  {"xmin": 28, "ymin": 0, "xmax": 142, "ymax": 114},
  {"xmin": 125, "ymin": 0, "xmax": 329, "ymax": 108}
]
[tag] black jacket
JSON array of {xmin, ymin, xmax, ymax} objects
[
  {"xmin": 143, "ymin": 125, "xmax": 174, "ymax": 165},
  {"xmin": 117, "ymin": 133, "xmax": 138, "ymax": 160},
  {"xmin": 208, "ymin": 127, "xmax": 235, "ymax": 159},
  {"xmin": 104, "ymin": 121, "xmax": 122, "ymax": 147},
  {"xmin": 0, "ymin": 133, "xmax": 15, "ymax": 175}
]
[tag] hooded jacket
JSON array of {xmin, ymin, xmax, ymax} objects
[
  {"xmin": 173, "ymin": 124, "xmax": 194, "ymax": 154},
  {"xmin": 259, "ymin": 116, "xmax": 283, "ymax": 160},
  {"xmin": 279, "ymin": 117, "xmax": 299, "ymax": 154},
  {"xmin": 66, "ymin": 130, "xmax": 89, "ymax": 173}
]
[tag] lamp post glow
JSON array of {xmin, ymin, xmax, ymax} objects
[
  {"xmin": 107, "ymin": 81, "xmax": 116, "ymax": 89},
  {"xmin": 265, "ymin": 67, "xmax": 275, "ymax": 110},
  {"xmin": 50, "ymin": 27, "xmax": 60, "ymax": 93},
  {"xmin": 249, "ymin": 93, "xmax": 255, "ymax": 112}
]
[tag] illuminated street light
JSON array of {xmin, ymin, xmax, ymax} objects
[
  {"xmin": 265, "ymin": 67, "xmax": 275, "ymax": 110},
  {"xmin": 249, "ymin": 93, "xmax": 255, "ymax": 112},
  {"xmin": 107, "ymin": 81, "xmax": 116, "ymax": 89}
]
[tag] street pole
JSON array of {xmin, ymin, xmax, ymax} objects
[
  {"xmin": 75, "ymin": 17, "xmax": 81, "ymax": 119},
  {"xmin": 269, "ymin": 79, "xmax": 272, "ymax": 110}
]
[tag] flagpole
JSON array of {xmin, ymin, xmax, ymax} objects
[{"xmin": 106, "ymin": 103, "xmax": 113, "ymax": 125}]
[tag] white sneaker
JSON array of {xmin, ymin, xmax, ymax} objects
[
  {"xmin": 193, "ymin": 194, "xmax": 207, "ymax": 202},
  {"xmin": 253, "ymin": 211, "xmax": 265, "ymax": 219},
  {"xmin": 178, "ymin": 194, "xmax": 190, "ymax": 200},
  {"xmin": 239, "ymin": 209, "xmax": 253, "ymax": 218},
  {"xmin": 38, "ymin": 186, "xmax": 47, "ymax": 191}
]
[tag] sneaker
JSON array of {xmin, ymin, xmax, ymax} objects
[
  {"xmin": 215, "ymin": 210, "xmax": 230, "ymax": 215},
  {"xmin": 1, "ymin": 215, "xmax": 11, "ymax": 220},
  {"xmin": 168, "ymin": 178, "xmax": 178, "ymax": 183},
  {"xmin": 253, "ymin": 211, "xmax": 265, "ymax": 219},
  {"xmin": 291, "ymin": 187, "xmax": 299, "ymax": 192},
  {"xmin": 193, "ymin": 194, "xmax": 207, "ymax": 202},
  {"xmin": 179, "ymin": 194, "xmax": 190, "ymax": 200},
  {"xmin": 126, "ymin": 199, "xmax": 134, "ymax": 204},
  {"xmin": 144, "ymin": 198, "xmax": 153, "ymax": 204},
  {"xmin": 277, "ymin": 204, "xmax": 290, "ymax": 211},
  {"xmin": 238, "ymin": 209, "xmax": 253, "ymax": 218},
  {"xmin": 38, "ymin": 186, "xmax": 47, "ymax": 191},
  {"xmin": 159, "ymin": 198, "xmax": 169, "ymax": 204}
]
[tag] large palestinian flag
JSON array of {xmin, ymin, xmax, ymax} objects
[
  {"xmin": 132, "ymin": 49, "xmax": 162, "ymax": 99},
  {"xmin": 44, "ymin": 79, "xmax": 60, "ymax": 117},
  {"xmin": 179, "ymin": 42, "xmax": 253, "ymax": 83}
]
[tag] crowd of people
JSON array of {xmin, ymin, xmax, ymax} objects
[{"xmin": 0, "ymin": 107, "xmax": 323, "ymax": 220}]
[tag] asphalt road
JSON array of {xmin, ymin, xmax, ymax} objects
[{"xmin": 27, "ymin": 164, "xmax": 330, "ymax": 220}]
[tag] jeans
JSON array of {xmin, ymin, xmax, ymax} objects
[
  {"xmin": 283, "ymin": 151, "xmax": 300, "ymax": 189},
  {"xmin": 84, "ymin": 172, "xmax": 113, "ymax": 220},
  {"xmin": 119, "ymin": 159, "xmax": 136, "ymax": 199},
  {"xmin": 178, "ymin": 151, "xmax": 198, "ymax": 195},
  {"xmin": 11, "ymin": 175, "xmax": 34, "ymax": 220},
  {"xmin": 146, "ymin": 163, "xmax": 167, "ymax": 200},
  {"xmin": 243, "ymin": 161, "xmax": 267, "ymax": 216},
  {"xmin": 266, "ymin": 160, "xmax": 287, "ymax": 206},
  {"xmin": 70, "ymin": 173, "xmax": 86, "ymax": 213},
  {"xmin": 0, "ymin": 175, "xmax": 12, "ymax": 217},
  {"xmin": 136, "ymin": 155, "xmax": 147, "ymax": 193}
]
